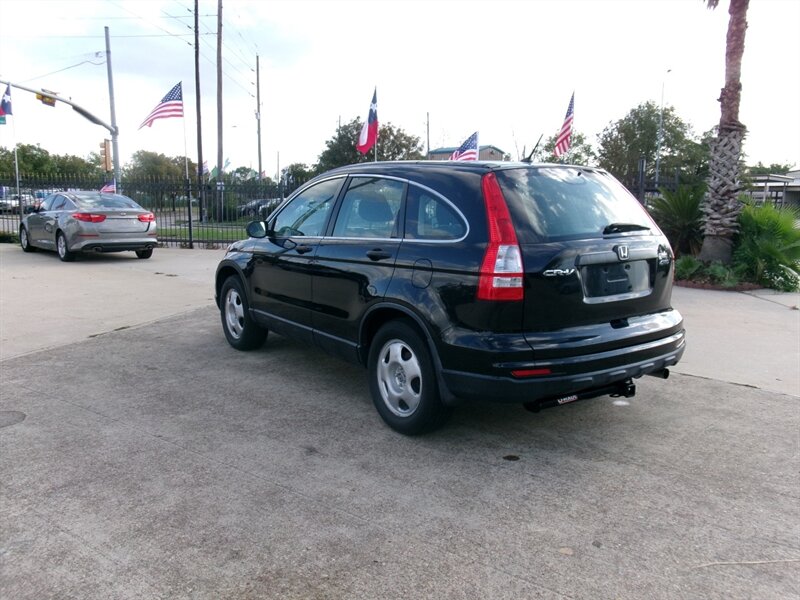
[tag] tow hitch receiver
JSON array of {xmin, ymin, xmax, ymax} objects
[{"xmin": 524, "ymin": 378, "xmax": 636, "ymax": 413}]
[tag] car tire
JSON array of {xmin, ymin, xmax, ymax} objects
[
  {"xmin": 20, "ymin": 227, "xmax": 35, "ymax": 252},
  {"xmin": 368, "ymin": 320, "xmax": 451, "ymax": 435},
  {"xmin": 220, "ymin": 275, "xmax": 267, "ymax": 350},
  {"xmin": 56, "ymin": 231, "xmax": 75, "ymax": 262},
  {"xmin": 135, "ymin": 249, "xmax": 153, "ymax": 259}
]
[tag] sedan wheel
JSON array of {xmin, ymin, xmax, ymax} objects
[
  {"xmin": 56, "ymin": 232, "xmax": 75, "ymax": 262},
  {"xmin": 368, "ymin": 320, "xmax": 451, "ymax": 435},
  {"xmin": 20, "ymin": 227, "xmax": 35, "ymax": 252},
  {"xmin": 220, "ymin": 275, "xmax": 267, "ymax": 350}
]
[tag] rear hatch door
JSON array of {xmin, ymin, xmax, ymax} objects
[{"xmin": 495, "ymin": 166, "xmax": 675, "ymax": 337}]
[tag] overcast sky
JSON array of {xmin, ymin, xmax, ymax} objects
[{"xmin": 1, "ymin": 0, "xmax": 798, "ymax": 178}]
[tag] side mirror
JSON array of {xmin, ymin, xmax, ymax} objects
[{"xmin": 246, "ymin": 220, "xmax": 268, "ymax": 238}]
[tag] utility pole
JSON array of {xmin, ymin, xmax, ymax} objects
[
  {"xmin": 256, "ymin": 54, "xmax": 262, "ymax": 180},
  {"xmin": 194, "ymin": 0, "xmax": 204, "ymax": 229},
  {"xmin": 104, "ymin": 27, "xmax": 120, "ymax": 186},
  {"xmin": 426, "ymin": 112, "xmax": 430, "ymax": 159},
  {"xmin": 655, "ymin": 68, "xmax": 671, "ymax": 189},
  {"xmin": 216, "ymin": 0, "xmax": 223, "ymax": 184}
]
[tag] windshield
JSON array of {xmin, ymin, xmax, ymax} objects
[{"xmin": 496, "ymin": 167, "xmax": 655, "ymax": 243}]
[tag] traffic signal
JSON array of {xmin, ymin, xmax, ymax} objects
[
  {"xmin": 99, "ymin": 139, "xmax": 112, "ymax": 171},
  {"xmin": 35, "ymin": 93, "xmax": 56, "ymax": 107}
]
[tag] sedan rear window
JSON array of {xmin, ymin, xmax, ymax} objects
[
  {"xmin": 496, "ymin": 167, "xmax": 654, "ymax": 243},
  {"xmin": 74, "ymin": 194, "xmax": 141, "ymax": 210}
]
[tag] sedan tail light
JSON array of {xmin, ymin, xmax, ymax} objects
[
  {"xmin": 138, "ymin": 213, "xmax": 156, "ymax": 222},
  {"xmin": 72, "ymin": 213, "xmax": 107, "ymax": 223}
]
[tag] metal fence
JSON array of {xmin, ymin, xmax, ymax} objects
[{"xmin": 0, "ymin": 173, "xmax": 284, "ymax": 247}]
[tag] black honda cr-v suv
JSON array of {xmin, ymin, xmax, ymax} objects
[{"xmin": 215, "ymin": 161, "xmax": 685, "ymax": 434}]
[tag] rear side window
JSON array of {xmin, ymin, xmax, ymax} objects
[
  {"xmin": 496, "ymin": 167, "xmax": 654, "ymax": 243},
  {"xmin": 332, "ymin": 177, "xmax": 404, "ymax": 239},
  {"xmin": 51, "ymin": 196, "xmax": 76, "ymax": 211},
  {"xmin": 404, "ymin": 185, "xmax": 466, "ymax": 240}
]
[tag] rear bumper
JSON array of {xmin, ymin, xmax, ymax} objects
[
  {"xmin": 74, "ymin": 240, "xmax": 157, "ymax": 253},
  {"xmin": 440, "ymin": 329, "xmax": 685, "ymax": 403}
]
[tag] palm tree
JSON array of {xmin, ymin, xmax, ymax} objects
[{"xmin": 698, "ymin": 0, "xmax": 750, "ymax": 264}]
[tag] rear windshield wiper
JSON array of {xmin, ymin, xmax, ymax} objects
[{"xmin": 603, "ymin": 222, "xmax": 651, "ymax": 235}]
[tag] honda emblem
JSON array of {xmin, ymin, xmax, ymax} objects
[{"xmin": 616, "ymin": 245, "xmax": 629, "ymax": 260}]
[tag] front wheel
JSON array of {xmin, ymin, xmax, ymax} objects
[
  {"xmin": 20, "ymin": 227, "xmax": 35, "ymax": 252},
  {"xmin": 220, "ymin": 275, "xmax": 267, "ymax": 350},
  {"xmin": 56, "ymin": 232, "xmax": 75, "ymax": 262},
  {"xmin": 368, "ymin": 320, "xmax": 451, "ymax": 435}
]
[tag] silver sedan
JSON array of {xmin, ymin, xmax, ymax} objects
[{"xmin": 19, "ymin": 191, "xmax": 158, "ymax": 261}]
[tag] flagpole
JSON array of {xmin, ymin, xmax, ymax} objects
[
  {"xmin": 11, "ymin": 116, "xmax": 20, "ymax": 203},
  {"xmin": 181, "ymin": 88, "xmax": 193, "ymax": 248}
]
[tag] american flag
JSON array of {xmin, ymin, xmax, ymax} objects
[
  {"xmin": 449, "ymin": 131, "xmax": 479, "ymax": 161},
  {"xmin": 554, "ymin": 93, "xmax": 574, "ymax": 158},
  {"xmin": 100, "ymin": 179, "xmax": 116, "ymax": 194},
  {"xmin": 139, "ymin": 82, "xmax": 184, "ymax": 129}
]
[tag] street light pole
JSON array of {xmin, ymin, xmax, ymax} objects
[
  {"xmin": 655, "ymin": 68, "xmax": 671, "ymax": 189},
  {"xmin": 104, "ymin": 27, "xmax": 121, "ymax": 187}
]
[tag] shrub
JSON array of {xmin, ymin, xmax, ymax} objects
[
  {"xmin": 733, "ymin": 202, "xmax": 800, "ymax": 292},
  {"xmin": 648, "ymin": 185, "xmax": 704, "ymax": 257},
  {"xmin": 674, "ymin": 255, "xmax": 703, "ymax": 280}
]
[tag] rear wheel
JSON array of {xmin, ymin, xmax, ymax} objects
[
  {"xmin": 20, "ymin": 227, "xmax": 35, "ymax": 252},
  {"xmin": 368, "ymin": 320, "xmax": 451, "ymax": 435},
  {"xmin": 220, "ymin": 275, "xmax": 267, "ymax": 350},
  {"xmin": 56, "ymin": 232, "xmax": 75, "ymax": 262},
  {"xmin": 135, "ymin": 249, "xmax": 153, "ymax": 259}
]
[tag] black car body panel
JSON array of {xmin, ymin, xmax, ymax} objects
[{"xmin": 216, "ymin": 161, "xmax": 685, "ymax": 412}]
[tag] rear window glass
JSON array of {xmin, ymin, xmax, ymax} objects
[
  {"xmin": 74, "ymin": 194, "xmax": 141, "ymax": 210},
  {"xmin": 496, "ymin": 167, "xmax": 654, "ymax": 243}
]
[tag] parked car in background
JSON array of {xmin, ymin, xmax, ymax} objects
[
  {"xmin": 0, "ymin": 193, "xmax": 36, "ymax": 213},
  {"xmin": 237, "ymin": 198, "xmax": 281, "ymax": 219},
  {"xmin": 19, "ymin": 190, "xmax": 158, "ymax": 261},
  {"xmin": 215, "ymin": 161, "xmax": 685, "ymax": 434}
]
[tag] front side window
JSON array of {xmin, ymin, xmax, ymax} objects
[
  {"xmin": 272, "ymin": 178, "xmax": 342, "ymax": 237},
  {"xmin": 39, "ymin": 195, "xmax": 56, "ymax": 211},
  {"xmin": 332, "ymin": 177, "xmax": 404, "ymax": 239},
  {"xmin": 404, "ymin": 185, "xmax": 466, "ymax": 240}
]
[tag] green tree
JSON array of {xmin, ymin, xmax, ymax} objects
[
  {"xmin": 315, "ymin": 118, "xmax": 424, "ymax": 172},
  {"xmin": 699, "ymin": 0, "xmax": 750, "ymax": 264},
  {"xmin": 534, "ymin": 131, "xmax": 597, "ymax": 165},
  {"xmin": 596, "ymin": 102, "xmax": 703, "ymax": 191},
  {"xmin": 281, "ymin": 163, "xmax": 314, "ymax": 195},
  {"xmin": 0, "ymin": 143, "xmax": 97, "ymax": 177},
  {"xmin": 745, "ymin": 161, "xmax": 796, "ymax": 176},
  {"xmin": 123, "ymin": 150, "xmax": 194, "ymax": 180}
]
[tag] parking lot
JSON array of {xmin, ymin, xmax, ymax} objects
[{"xmin": 1, "ymin": 244, "xmax": 798, "ymax": 599}]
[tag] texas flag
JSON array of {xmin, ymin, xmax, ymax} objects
[
  {"xmin": 356, "ymin": 88, "xmax": 378, "ymax": 155},
  {"xmin": 0, "ymin": 84, "xmax": 12, "ymax": 116}
]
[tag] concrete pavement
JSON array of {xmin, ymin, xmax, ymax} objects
[
  {"xmin": 1, "ymin": 243, "xmax": 799, "ymax": 599},
  {"xmin": 2, "ymin": 243, "xmax": 798, "ymax": 396}
]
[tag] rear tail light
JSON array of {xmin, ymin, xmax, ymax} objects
[
  {"xmin": 138, "ymin": 213, "xmax": 156, "ymax": 222},
  {"xmin": 72, "ymin": 213, "xmax": 106, "ymax": 223},
  {"xmin": 478, "ymin": 173, "xmax": 524, "ymax": 301}
]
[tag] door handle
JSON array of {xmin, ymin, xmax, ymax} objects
[
  {"xmin": 295, "ymin": 244, "xmax": 313, "ymax": 254},
  {"xmin": 366, "ymin": 249, "xmax": 392, "ymax": 261}
]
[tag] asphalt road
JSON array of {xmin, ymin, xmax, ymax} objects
[{"xmin": 1, "ymin": 245, "xmax": 798, "ymax": 599}]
